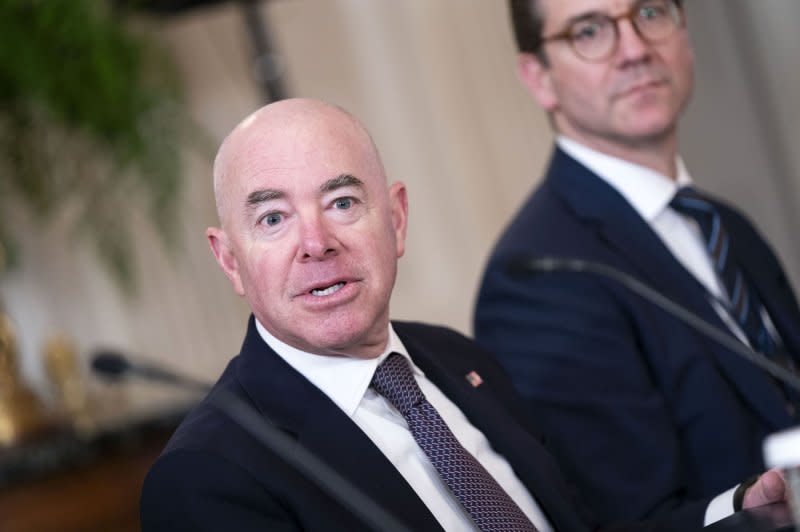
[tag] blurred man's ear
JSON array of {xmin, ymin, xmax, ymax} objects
[
  {"xmin": 388, "ymin": 182, "xmax": 409, "ymax": 258},
  {"xmin": 207, "ymin": 227, "xmax": 245, "ymax": 296},
  {"xmin": 517, "ymin": 52, "xmax": 559, "ymax": 112}
]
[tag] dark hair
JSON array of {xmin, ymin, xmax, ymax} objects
[
  {"xmin": 508, "ymin": 0, "xmax": 544, "ymax": 54},
  {"xmin": 508, "ymin": 0, "xmax": 684, "ymax": 54}
]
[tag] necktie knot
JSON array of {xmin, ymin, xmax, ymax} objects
[
  {"xmin": 672, "ymin": 185, "xmax": 699, "ymax": 200},
  {"xmin": 371, "ymin": 353, "xmax": 424, "ymax": 416},
  {"xmin": 670, "ymin": 186, "xmax": 715, "ymax": 220}
]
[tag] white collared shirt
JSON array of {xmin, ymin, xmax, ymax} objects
[
  {"xmin": 557, "ymin": 136, "xmax": 729, "ymax": 299},
  {"xmin": 557, "ymin": 136, "xmax": 741, "ymax": 525},
  {"xmin": 255, "ymin": 320, "xmax": 553, "ymax": 531}
]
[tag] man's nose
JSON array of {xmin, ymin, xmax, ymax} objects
[
  {"xmin": 297, "ymin": 215, "xmax": 339, "ymax": 261},
  {"xmin": 615, "ymin": 18, "xmax": 650, "ymax": 64}
]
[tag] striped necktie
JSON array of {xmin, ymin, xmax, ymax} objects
[
  {"xmin": 670, "ymin": 187, "xmax": 796, "ymax": 376},
  {"xmin": 371, "ymin": 353, "xmax": 538, "ymax": 532}
]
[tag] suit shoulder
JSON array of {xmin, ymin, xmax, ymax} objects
[
  {"xmin": 710, "ymin": 195, "xmax": 787, "ymax": 265},
  {"xmin": 391, "ymin": 321, "xmax": 508, "ymax": 374},
  {"xmin": 392, "ymin": 321, "xmax": 476, "ymax": 348},
  {"xmin": 161, "ymin": 357, "xmax": 253, "ymax": 456},
  {"xmin": 493, "ymin": 182, "xmax": 562, "ymax": 248}
]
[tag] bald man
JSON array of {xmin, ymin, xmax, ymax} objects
[{"xmin": 140, "ymin": 100, "xmax": 785, "ymax": 531}]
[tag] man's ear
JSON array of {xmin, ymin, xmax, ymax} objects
[
  {"xmin": 388, "ymin": 182, "xmax": 409, "ymax": 258},
  {"xmin": 517, "ymin": 52, "xmax": 559, "ymax": 112},
  {"xmin": 206, "ymin": 227, "xmax": 245, "ymax": 296}
]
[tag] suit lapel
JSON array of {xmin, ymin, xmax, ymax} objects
[
  {"xmin": 234, "ymin": 317, "xmax": 442, "ymax": 531},
  {"xmin": 233, "ymin": 316, "xmax": 595, "ymax": 531},
  {"xmin": 398, "ymin": 327, "xmax": 591, "ymax": 532},
  {"xmin": 548, "ymin": 148, "xmax": 792, "ymax": 429}
]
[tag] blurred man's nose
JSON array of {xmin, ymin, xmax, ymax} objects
[{"xmin": 616, "ymin": 19, "xmax": 651, "ymax": 64}]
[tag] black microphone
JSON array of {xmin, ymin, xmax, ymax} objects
[
  {"xmin": 508, "ymin": 256, "xmax": 800, "ymax": 393},
  {"xmin": 91, "ymin": 351, "xmax": 410, "ymax": 532},
  {"xmin": 92, "ymin": 350, "xmax": 210, "ymax": 393}
]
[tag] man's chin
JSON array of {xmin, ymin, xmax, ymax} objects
[
  {"xmin": 622, "ymin": 104, "xmax": 679, "ymax": 133},
  {"xmin": 301, "ymin": 327, "xmax": 386, "ymax": 359},
  {"xmin": 614, "ymin": 118, "xmax": 676, "ymax": 147}
]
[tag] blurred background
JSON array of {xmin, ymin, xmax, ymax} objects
[{"xmin": 1, "ymin": 1, "xmax": 799, "ymax": 530}]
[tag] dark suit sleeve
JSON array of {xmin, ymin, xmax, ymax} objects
[
  {"xmin": 141, "ymin": 449, "xmax": 300, "ymax": 532},
  {"xmin": 475, "ymin": 265, "xmax": 711, "ymax": 526}
]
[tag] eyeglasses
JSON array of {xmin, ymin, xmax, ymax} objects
[{"xmin": 541, "ymin": 0, "xmax": 684, "ymax": 62}]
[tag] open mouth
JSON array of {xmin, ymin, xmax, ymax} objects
[{"xmin": 310, "ymin": 281, "xmax": 346, "ymax": 297}]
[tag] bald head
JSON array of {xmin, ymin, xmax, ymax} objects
[{"xmin": 212, "ymin": 98, "xmax": 385, "ymax": 228}]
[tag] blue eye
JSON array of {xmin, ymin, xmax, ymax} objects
[
  {"xmin": 262, "ymin": 212, "xmax": 282, "ymax": 226},
  {"xmin": 334, "ymin": 197, "xmax": 353, "ymax": 210}
]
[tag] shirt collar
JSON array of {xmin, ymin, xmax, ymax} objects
[
  {"xmin": 254, "ymin": 319, "xmax": 419, "ymax": 417},
  {"xmin": 556, "ymin": 135, "xmax": 693, "ymax": 222}
]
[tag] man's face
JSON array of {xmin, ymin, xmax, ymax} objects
[
  {"xmin": 208, "ymin": 103, "xmax": 408, "ymax": 359},
  {"xmin": 520, "ymin": 0, "xmax": 694, "ymax": 150}
]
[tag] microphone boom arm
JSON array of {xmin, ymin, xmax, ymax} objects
[
  {"xmin": 205, "ymin": 389, "xmax": 411, "ymax": 532},
  {"xmin": 513, "ymin": 257, "xmax": 800, "ymax": 393},
  {"xmin": 91, "ymin": 352, "xmax": 410, "ymax": 532}
]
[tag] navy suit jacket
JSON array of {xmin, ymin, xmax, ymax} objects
[
  {"xmin": 474, "ymin": 146, "xmax": 800, "ymax": 525},
  {"xmin": 140, "ymin": 317, "xmax": 600, "ymax": 531}
]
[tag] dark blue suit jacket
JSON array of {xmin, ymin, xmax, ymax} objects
[
  {"xmin": 474, "ymin": 146, "xmax": 800, "ymax": 525},
  {"xmin": 140, "ymin": 317, "xmax": 598, "ymax": 531}
]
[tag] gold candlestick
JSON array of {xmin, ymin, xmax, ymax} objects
[
  {"xmin": 0, "ymin": 313, "xmax": 50, "ymax": 446},
  {"xmin": 43, "ymin": 332, "xmax": 94, "ymax": 433}
]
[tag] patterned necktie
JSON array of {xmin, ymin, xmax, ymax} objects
[
  {"xmin": 670, "ymin": 187, "xmax": 795, "ymax": 374},
  {"xmin": 371, "ymin": 353, "xmax": 538, "ymax": 532}
]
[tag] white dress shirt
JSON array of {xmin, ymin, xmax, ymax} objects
[
  {"xmin": 557, "ymin": 136, "xmax": 742, "ymax": 525},
  {"xmin": 255, "ymin": 319, "xmax": 554, "ymax": 531}
]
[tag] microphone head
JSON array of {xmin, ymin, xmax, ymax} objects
[
  {"xmin": 91, "ymin": 350, "xmax": 132, "ymax": 380},
  {"xmin": 506, "ymin": 256, "xmax": 587, "ymax": 277},
  {"xmin": 506, "ymin": 256, "xmax": 557, "ymax": 277}
]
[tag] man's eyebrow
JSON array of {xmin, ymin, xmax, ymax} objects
[
  {"xmin": 243, "ymin": 175, "xmax": 363, "ymax": 210},
  {"xmin": 563, "ymin": 10, "xmax": 604, "ymax": 28},
  {"xmin": 320, "ymin": 174, "xmax": 364, "ymax": 193},
  {"xmin": 246, "ymin": 188, "xmax": 284, "ymax": 208}
]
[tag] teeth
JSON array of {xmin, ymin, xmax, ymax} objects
[{"xmin": 311, "ymin": 282, "xmax": 345, "ymax": 296}]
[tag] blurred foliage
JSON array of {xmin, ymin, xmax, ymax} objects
[{"xmin": 0, "ymin": 0, "xmax": 187, "ymax": 292}]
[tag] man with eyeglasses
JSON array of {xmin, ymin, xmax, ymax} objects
[{"xmin": 475, "ymin": 0, "xmax": 800, "ymax": 527}]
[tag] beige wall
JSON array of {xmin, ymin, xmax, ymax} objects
[
  {"xmin": 3, "ymin": 1, "xmax": 550, "ymax": 413},
  {"xmin": 3, "ymin": 0, "xmax": 799, "ymax": 416},
  {"xmin": 681, "ymin": 0, "xmax": 800, "ymax": 289}
]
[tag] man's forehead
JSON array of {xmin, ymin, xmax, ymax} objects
[
  {"xmin": 230, "ymin": 111, "xmax": 367, "ymax": 168},
  {"xmin": 213, "ymin": 99, "xmax": 384, "ymax": 220},
  {"xmin": 230, "ymin": 134, "xmax": 368, "ymax": 186}
]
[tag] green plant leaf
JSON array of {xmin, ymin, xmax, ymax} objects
[{"xmin": 0, "ymin": 0, "xmax": 188, "ymax": 291}]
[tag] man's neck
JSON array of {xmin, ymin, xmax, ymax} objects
[{"xmin": 559, "ymin": 132, "xmax": 679, "ymax": 181}]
